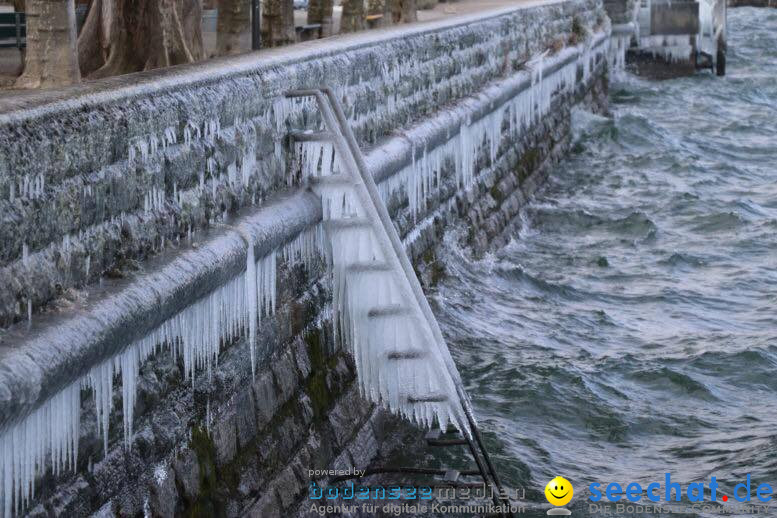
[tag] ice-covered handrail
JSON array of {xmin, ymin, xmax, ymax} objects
[
  {"xmin": 0, "ymin": 193, "xmax": 324, "ymax": 517},
  {"xmin": 370, "ymin": 32, "xmax": 610, "ymax": 218}
]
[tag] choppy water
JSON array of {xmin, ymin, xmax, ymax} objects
[{"xmin": 433, "ymin": 8, "xmax": 777, "ymax": 516}]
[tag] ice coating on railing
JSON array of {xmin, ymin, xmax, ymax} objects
[
  {"xmin": 608, "ymin": 33, "xmax": 630, "ymax": 71},
  {"xmin": 292, "ymin": 140, "xmax": 339, "ymax": 186},
  {"xmin": 0, "ymin": 0, "xmax": 607, "ymax": 335},
  {"xmin": 378, "ymin": 46, "xmax": 596, "ymax": 220},
  {"xmin": 639, "ymin": 35, "xmax": 694, "ymax": 62},
  {"xmin": 0, "ymin": 226, "xmax": 328, "ymax": 516}
]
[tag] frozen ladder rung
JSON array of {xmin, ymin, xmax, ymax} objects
[
  {"xmin": 346, "ymin": 261, "xmax": 392, "ymax": 273},
  {"xmin": 408, "ymin": 394, "xmax": 449, "ymax": 403},
  {"xmin": 323, "ymin": 218, "xmax": 371, "ymax": 230},
  {"xmin": 285, "ymin": 89, "xmax": 321, "ymax": 98},
  {"xmin": 309, "ymin": 175, "xmax": 354, "ymax": 187},
  {"xmin": 367, "ymin": 305, "xmax": 411, "ymax": 318},
  {"xmin": 387, "ymin": 349, "xmax": 426, "ymax": 360},
  {"xmin": 425, "ymin": 429, "xmax": 468, "ymax": 447},
  {"xmin": 289, "ymin": 130, "xmax": 335, "ymax": 142}
]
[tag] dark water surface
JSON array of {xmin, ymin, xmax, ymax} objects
[{"xmin": 433, "ymin": 8, "xmax": 777, "ymax": 516}]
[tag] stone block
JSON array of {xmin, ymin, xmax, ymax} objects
[
  {"xmin": 290, "ymin": 447, "xmax": 312, "ymax": 483},
  {"xmin": 234, "ymin": 388, "xmax": 258, "ymax": 448},
  {"xmin": 173, "ymin": 448, "xmax": 201, "ymax": 501},
  {"xmin": 271, "ymin": 352, "xmax": 300, "ymax": 405},
  {"xmin": 253, "ymin": 370, "xmax": 280, "ymax": 429},
  {"xmin": 275, "ymin": 465, "xmax": 304, "ymax": 509},
  {"xmin": 305, "ymin": 430, "xmax": 334, "ymax": 473},
  {"xmin": 327, "ymin": 389, "xmax": 366, "ymax": 448},
  {"xmin": 148, "ymin": 463, "xmax": 178, "ymax": 518},
  {"xmin": 238, "ymin": 466, "xmax": 262, "ymax": 498},
  {"xmin": 292, "ymin": 337, "xmax": 312, "ymax": 379},
  {"xmin": 347, "ymin": 422, "xmax": 378, "ymax": 469},
  {"xmin": 245, "ymin": 490, "xmax": 281, "ymax": 518},
  {"xmin": 298, "ymin": 393, "xmax": 315, "ymax": 426},
  {"xmin": 212, "ymin": 406, "xmax": 237, "ymax": 467},
  {"xmin": 330, "ymin": 449, "xmax": 354, "ymax": 474}
]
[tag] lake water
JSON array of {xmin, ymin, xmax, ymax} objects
[{"xmin": 433, "ymin": 7, "xmax": 777, "ymax": 516}]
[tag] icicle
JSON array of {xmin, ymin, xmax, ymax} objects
[
  {"xmin": 282, "ymin": 224, "xmax": 325, "ymax": 271},
  {"xmin": 164, "ymin": 127, "xmax": 177, "ymax": 147},
  {"xmin": 241, "ymin": 148, "xmax": 257, "ymax": 187},
  {"xmin": 0, "ymin": 381, "xmax": 80, "ymax": 516},
  {"xmin": 205, "ymin": 400, "xmax": 211, "ymax": 436},
  {"xmin": 246, "ymin": 244, "xmax": 258, "ymax": 377},
  {"xmin": 119, "ymin": 348, "xmax": 138, "ymax": 448},
  {"xmin": 204, "ymin": 119, "xmax": 221, "ymax": 142}
]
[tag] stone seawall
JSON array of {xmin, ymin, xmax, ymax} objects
[{"xmin": 0, "ymin": 1, "xmax": 613, "ymax": 516}]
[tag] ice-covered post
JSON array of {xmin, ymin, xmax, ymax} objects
[
  {"xmin": 715, "ymin": 0, "xmax": 726, "ymax": 75},
  {"xmin": 252, "ymin": 0, "xmax": 261, "ymax": 50}
]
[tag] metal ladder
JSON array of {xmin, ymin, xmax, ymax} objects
[{"xmin": 286, "ymin": 87, "xmax": 511, "ymax": 514}]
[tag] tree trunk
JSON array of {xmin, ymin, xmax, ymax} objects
[
  {"xmin": 16, "ymin": 0, "xmax": 81, "ymax": 88},
  {"xmin": 77, "ymin": 0, "xmax": 203, "ymax": 79},
  {"xmin": 390, "ymin": 0, "xmax": 416, "ymax": 23},
  {"xmin": 367, "ymin": 0, "xmax": 392, "ymax": 27},
  {"xmin": 401, "ymin": 0, "xmax": 417, "ymax": 22},
  {"xmin": 261, "ymin": 0, "xmax": 294, "ymax": 47},
  {"xmin": 340, "ymin": 0, "xmax": 365, "ymax": 33},
  {"xmin": 308, "ymin": 0, "xmax": 334, "ymax": 36},
  {"xmin": 216, "ymin": 0, "xmax": 250, "ymax": 56},
  {"xmin": 13, "ymin": 0, "xmax": 25, "ymax": 77}
]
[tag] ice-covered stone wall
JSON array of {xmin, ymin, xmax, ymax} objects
[
  {"xmin": 0, "ymin": 0, "xmax": 612, "ymax": 515},
  {"xmin": 0, "ymin": 0, "xmax": 604, "ymax": 329}
]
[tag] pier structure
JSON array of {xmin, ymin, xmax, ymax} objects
[{"xmin": 604, "ymin": 0, "xmax": 727, "ymax": 76}]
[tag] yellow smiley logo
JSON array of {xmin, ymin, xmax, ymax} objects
[{"xmin": 545, "ymin": 476, "xmax": 574, "ymax": 507}]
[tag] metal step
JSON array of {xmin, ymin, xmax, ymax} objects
[
  {"xmin": 289, "ymin": 130, "xmax": 334, "ymax": 142},
  {"xmin": 308, "ymin": 174, "xmax": 354, "ymax": 189},
  {"xmin": 408, "ymin": 394, "xmax": 448, "ymax": 403},
  {"xmin": 387, "ymin": 349, "xmax": 425, "ymax": 360},
  {"xmin": 286, "ymin": 89, "xmax": 321, "ymax": 99},
  {"xmin": 323, "ymin": 218, "xmax": 370, "ymax": 230},
  {"xmin": 425, "ymin": 429, "xmax": 469, "ymax": 447},
  {"xmin": 346, "ymin": 261, "xmax": 391, "ymax": 273},
  {"xmin": 309, "ymin": 175, "xmax": 353, "ymax": 187},
  {"xmin": 367, "ymin": 305, "xmax": 411, "ymax": 318}
]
